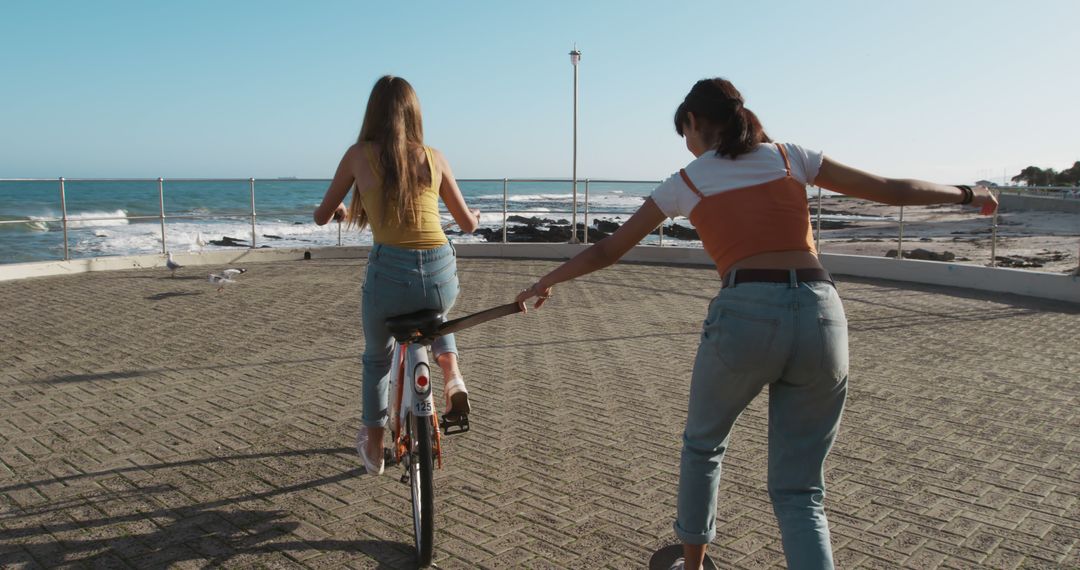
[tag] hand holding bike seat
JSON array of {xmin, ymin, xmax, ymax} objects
[{"xmin": 516, "ymin": 280, "xmax": 554, "ymax": 311}]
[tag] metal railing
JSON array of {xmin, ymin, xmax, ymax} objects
[
  {"xmin": 0, "ymin": 177, "xmax": 336, "ymax": 260},
  {"xmin": 997, "ymin": 185, "xmax": 1080, "ymax": 199},
  {"xmin": 0, "ymin": 177, "xmax": 664, "ymax": 261},
  {"xmin": 0, "ymin": 178, "xmax": 1076, "ymax": 272}
]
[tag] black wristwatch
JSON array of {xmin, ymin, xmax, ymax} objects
[{"xmin": 955, "ymin": 185, "xmax": 974, "ymax": 205}]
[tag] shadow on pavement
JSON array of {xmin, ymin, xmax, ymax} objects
[
  {"xmin": 146, "ymin": 291, "xmax": 205, "ymax": 300},
  {"xmin": 0, "ymin": 447, "xmax": 418, "ymax": 569}
]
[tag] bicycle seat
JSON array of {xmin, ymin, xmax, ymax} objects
[{"xmin": 386, "ymin": 309, "xmax": 445, "ymax": 343}]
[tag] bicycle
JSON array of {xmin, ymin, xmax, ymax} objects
[{"xmin": 381, "ymin": 301, "xmax": 523, "ymax": 567}]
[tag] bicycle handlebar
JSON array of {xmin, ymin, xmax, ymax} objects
[{"xmin": 441, "ymin": 208, "xmax": 483, "ymax": 232}]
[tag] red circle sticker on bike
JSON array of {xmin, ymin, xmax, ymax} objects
[{"xmin": 412, "ymin": 363, "xmax": 432, "ymax": 398}]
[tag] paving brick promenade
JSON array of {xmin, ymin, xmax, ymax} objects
[{"xmin": 1, "ymin": 257, "xmax": 1077, "ymax": 568}]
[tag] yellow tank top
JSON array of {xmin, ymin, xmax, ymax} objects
[{"xmin": 359, "ymin": 145, "xmax": 448, "ymax": 249}]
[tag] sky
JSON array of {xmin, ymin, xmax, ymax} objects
[{"xmin": 1, "ymin": 0, "xmax": 1078, "ymax": 184}]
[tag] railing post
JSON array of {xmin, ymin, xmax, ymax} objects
[
  {"xmin": 897, "ymin": 205, "xmax": 904, "ymax": 260},
  {"xmin": 583, "ymin": 178, "xmax": 590, "ymax": 245},
  {"xmin": 990, "ymin": 190, "xmax": 999, "ymax": 267},
  {"xmin": 502, "ymin": 178, "xmax": 508, "ymax": 244},
  {"xmin": 570, "ymin": 180, "xmax": 579, "ymax": 243},
  {"xmin": 158, "ymin": 177, "xmax": 167, "ymax": 254},
  {"xmin": 815, "ymin": 186, "xmax": 822, "ymax": 252},
  {"xmin": 59, "ymin": 177, "xmax": 69, "ymax": 261},
  {"xmin": 249, "ymin": 178, "xmax": 257, "ymax": 249},
  {"xmin": 1075, "ymin": 239, "xmax": 1080, "ymax": 276},
  {"xmin": 658, "ymin": 223, "xmax": 664, "ymax": 247},
  {"xmin": 337, "ymin": 220, "xmax": 342, "ymax": 246}
]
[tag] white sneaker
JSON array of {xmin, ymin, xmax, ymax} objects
[
  {"xmin": 355, "ymin": 426, "xmax": 384, "ymax": 476},
  {"xmin": 670, "ymin": 559, "xmax": 705, "ymax": 570},
  {"xmin": 444, "ymin": 375, "xmax": 470, "ymax": 418}
]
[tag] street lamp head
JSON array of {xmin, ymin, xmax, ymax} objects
[{"xmin": 569, "ymin": 47, "xmax": 581, "ymax": 66}]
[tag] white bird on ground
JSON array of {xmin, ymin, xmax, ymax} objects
[
  {"xmin": 195, "ymin": 232, "xmax": 207, "ymax": 250},
  {"xmin": 222, "ymin": 268, "xmax": 247, "ymax": 278},
  {"xmin": 207, "ymin": 273, "xmax": 236, "ymax": 293},
  {"xmin": 166, "ymin": 252, "xmax": 182, "ymax": 277}
]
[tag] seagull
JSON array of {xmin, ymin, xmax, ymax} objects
[
  {"xmin": 207, "ymin": 273, "xmax": 236, "ymax": 293},
  {"xmin": 166, "ymin": 252, "xmax": 182, "ymax": 278},
  {"xmin": 222, "ymin": 268, "xmax": 247, "ymax": 278},
  {"xmin": 194, "ymin": 232, "xmax": 207, "ymax": 250}
]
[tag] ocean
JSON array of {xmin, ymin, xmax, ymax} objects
[{"xmin": 0, "ymin": 179, "xmax": 665, "ymax": 264}]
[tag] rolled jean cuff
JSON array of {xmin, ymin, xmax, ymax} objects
[
  {"xmin": 673, "ymin": 520, "xmax": 715, "ymax": 545},
  {"xmin": 432, "ymin": 334, "xmax": 457, "ymax": 358},
  {"xmin": 361, "ymin": 415, "xmax": 388, "ymax": 429}
]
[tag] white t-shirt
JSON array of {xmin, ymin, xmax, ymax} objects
[{"xmin": 650, "ymin": 143, "xmax": 824, "ymax": 219}]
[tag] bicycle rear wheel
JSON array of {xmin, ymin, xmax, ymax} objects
[{"xmin": 407, "ymin": 414, "xmax": 435, "ymax": 566}]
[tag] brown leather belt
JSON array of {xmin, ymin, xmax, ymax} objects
[{"xmin": 721, "ymin": 268, "xmax": 834, "ymax": 289}]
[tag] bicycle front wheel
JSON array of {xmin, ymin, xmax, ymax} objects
[{"xmin": 408, "ymin": 414, "xmax": 435, "ymax": 566}]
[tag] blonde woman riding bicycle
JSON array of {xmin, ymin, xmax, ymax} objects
[{"xmin": 315, "ymin": 75, "xmax": 481, "ymax": 476}]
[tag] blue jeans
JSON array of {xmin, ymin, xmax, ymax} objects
[
  {"xmin": 361, "ymin": 243, "xmax": 459, "ymax": 428},
  {"xmin": 675, "ymin": 277, "xmax": 848, "ymax": 570}
]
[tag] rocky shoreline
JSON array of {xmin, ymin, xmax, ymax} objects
[
  {"xmin": 456, "ymin": 199, "xmax": 1078, "ymax": 273},
  {"xmin": 205, "ymin": 197, "xmax": 1076, "ymax": 274},
  {"xmin": 463, "ymin": 212, "xmax": 864, "ymax": 244}
]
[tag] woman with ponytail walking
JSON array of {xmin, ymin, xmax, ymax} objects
[
  {"xmin": 515, "ymin": 78, "xmax": 997, "ymax": 569},
  {"xmin": 315, "ymin": 75, "xmax": 481, "ymax": 476}
]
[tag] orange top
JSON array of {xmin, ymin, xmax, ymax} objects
[{"xmin": 682, "ymin": 144, "xmax": 816, "ymax": 276}]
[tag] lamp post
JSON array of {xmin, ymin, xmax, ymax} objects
[{"xmin": 569, "ymin": 45, "xmax": 581, "ymax": 243}]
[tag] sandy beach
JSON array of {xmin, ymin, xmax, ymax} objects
[{"xmin": 813, "ymin": 196, "xmax": 1080, "ymax": 274}]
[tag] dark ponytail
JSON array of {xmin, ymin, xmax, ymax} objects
[{"xmin": 674, "ymin": 78, "xmax": 770, "ymax": 159}]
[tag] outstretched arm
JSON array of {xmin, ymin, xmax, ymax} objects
[
  {"xmin": 516, "ymin": 199, "xmax": 667, "ymax": 309},
  {"xmin": 815, "ymin": 156, "xmax": 997, "ymax": 211}
]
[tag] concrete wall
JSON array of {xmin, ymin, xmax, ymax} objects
[
  {"xmin": 819, "ymin": 253, "xmax": 1079, "ymax": 303},
  {"xmin": 0, "ymin": 247, "xmax": 343, "ymax": 282},
  {"xmin": 999, "ymin": 193, "xmax": 1080, "ymax": 213},
  {"xmin": 454, "ymin": 244, "xmax": 1080, "ymax": 304},
  {"xmin": 2, "ymin": 243, "xmax": 1077, "ymax": 304}
]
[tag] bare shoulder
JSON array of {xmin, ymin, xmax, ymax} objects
[
  {"xmin": 349, "ymin": 141, "xmax": 375, "ymax": 157},
  {"xmin": 427, "ymin": 147, "xmax": 454, "ymax": 173},
  {"xmin": 346, "ymin": 143, "xmax": 377, "ymax": 183}
]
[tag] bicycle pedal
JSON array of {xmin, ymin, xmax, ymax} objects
[
  {"xmin": 439, "ymin": 414, "xmax": 470, "ymax": 435},
  {"xmin": 383, "ymin": 448, "xmax": 400, "ymax": 467}
]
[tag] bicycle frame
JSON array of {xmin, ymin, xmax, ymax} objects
[
  {"xmin": 377, "ymin": 302, "xmax": 522, "ymax": 567},
  {"xmin": 388, "ymin": 340, "xmax": 440, "ymax": 465}
]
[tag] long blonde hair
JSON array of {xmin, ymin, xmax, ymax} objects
[{"xmin": 347, "ymin": 75, "xmax": 428, "ymax": 230}]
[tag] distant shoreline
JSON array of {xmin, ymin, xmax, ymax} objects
[{"xmin": 450, "ymin": 197, "xmax": 1079, "ymax": 274}]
